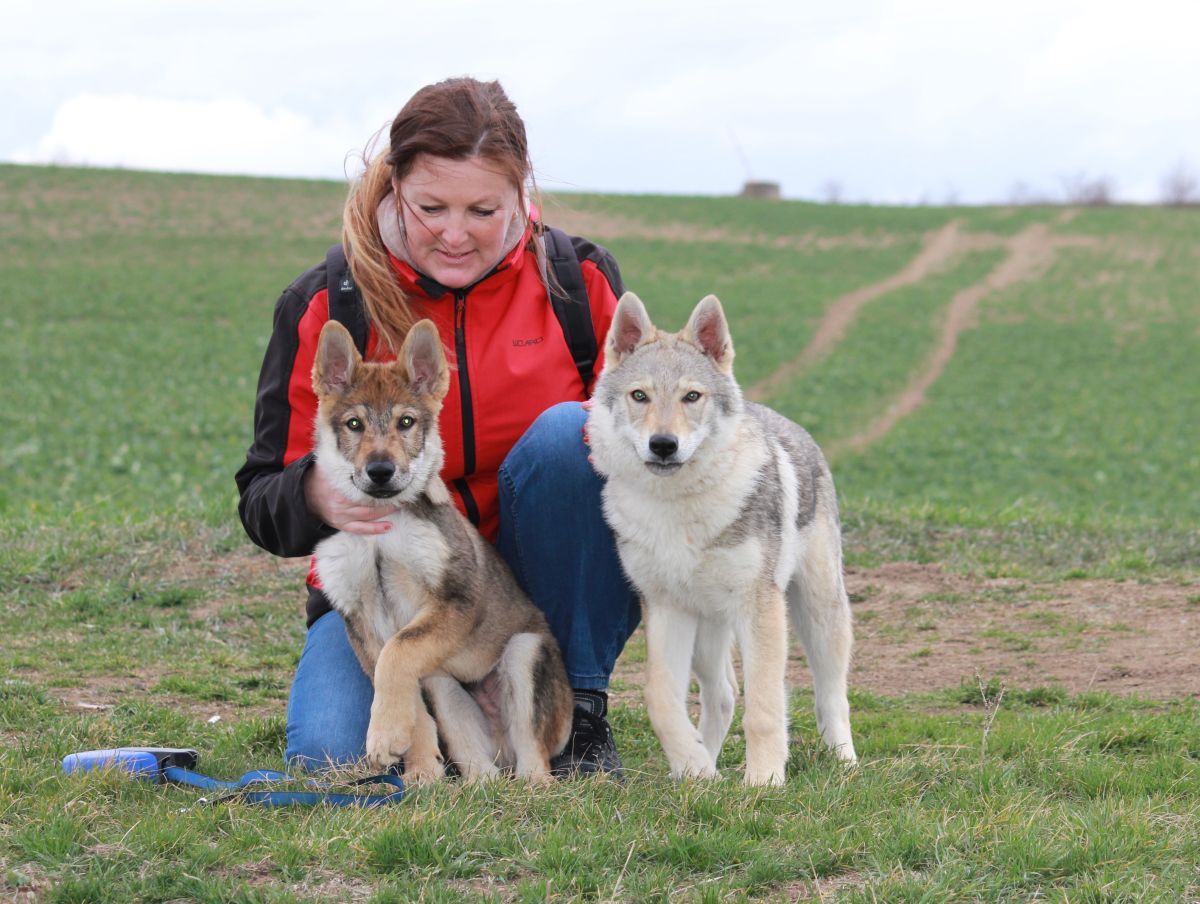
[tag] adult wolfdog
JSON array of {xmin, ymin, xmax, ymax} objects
[{"xmin": 588, "ymin": 293, "xmax": 856, "ymax": 785}]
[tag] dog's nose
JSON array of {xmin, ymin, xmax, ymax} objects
[
  {"xmin": 365, "ymin": 461, "xmax": 396, "ymax": 485},
  {"xmin": 648, "ymin": 434, "xmax": 679, "ymax": 460}
]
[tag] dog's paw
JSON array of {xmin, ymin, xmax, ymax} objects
[
  {"xmin": 365, "ymin": 725, "xmax": 412, "ymax": 772},
  {"xmin": 403, "ymin": 753, "xmax": 445, "ymax": 785},
  {"xmin": 743, "ymin": 764, "xmax": 785, "ymax": 787},
  {"xmin": 668, "ymin": 748, "xmax": 719, "ymax": 781},
  {"xmin": 519, "ymin": 769, "xmax": 556, "ymax": 788}
]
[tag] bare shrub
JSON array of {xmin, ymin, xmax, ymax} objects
[
  {"xmin": 1161, "ymin": 160, "xmax": 1199, "ymax": 207},
  {"xmin": 820, "ymin": 179, "xmax": 844, "ymax": 204},
  {"xmin": 1060, "ymin": 171, "xmax": 1115, "ymax": 206}
]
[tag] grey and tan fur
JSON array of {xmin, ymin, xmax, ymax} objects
[
  {"xmin": 311, "ymin": 319, "xmax": 573, "ymax": 783},
  {"xmin": 588, "ymin": 293, "xmax": 856, "ymax": 785}
]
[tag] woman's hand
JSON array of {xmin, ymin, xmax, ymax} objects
[{"xmin": 304, "ymin": 461, "xmax": 398, "ymax": 535}]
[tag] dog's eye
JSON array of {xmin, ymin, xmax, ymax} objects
[
  {"xmin": 683, "ymin": 391, "xmax": 702, "ymax": 403},
  {"xmin": 630, "ymin": 390, "xmax": 649, "ymax": 403},
  {"xmin": 398, "ymin": 415, "xmax": 416, "ymax": 430},
  {"xmin": 346, "ymin": 417, "xmax": 363, "ymax": 432}
]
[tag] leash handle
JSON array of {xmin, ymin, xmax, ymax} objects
[
  {"xmin": 62, "ymin": 747, "xmax": 198, "ymax": 777},
  {"xmin": 63, "ymin": 749, "xmax": 405, "ymax": 807}
]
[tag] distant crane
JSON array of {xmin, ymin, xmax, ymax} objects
[{"xmin": 728, "ymin": 127, "xmax": 780, "ymax": 200}]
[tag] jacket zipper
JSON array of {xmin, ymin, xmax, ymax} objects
[{"xmin": 452, "ymin": 290, "xmax": 481, "ymax": 526}]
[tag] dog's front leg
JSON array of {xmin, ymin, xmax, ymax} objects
[
  {"xmin": 738, "ymin": 586, "xmax": 789, "ymax": 786},
  {"xmin": 365, "ymin": 604, "xmax": 466, "ymax": 772},
  {"xmin": 643, "ymin": 604, "xmax": 717, "ymax": 779}
]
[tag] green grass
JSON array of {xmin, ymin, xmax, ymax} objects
[
  {"xmin": 5, "ymin": 686, "xmax": 1200, "ymax": 901},
  {"xmin": 2, "ymin": 164, "xmax": 1199, "ymax": 900}
]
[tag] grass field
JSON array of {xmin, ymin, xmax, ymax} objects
[{"xmin": 2, "ymin": 164, "xmax": 1198, "ymax": 901}]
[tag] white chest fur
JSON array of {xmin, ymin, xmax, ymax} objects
[
  {"xmin": 313, "ymin": 508, "xmax": 451, "ymax": 644},
  {"xmin": 602, "ymin": 432, "xmax": 771, "ymax": 620}
]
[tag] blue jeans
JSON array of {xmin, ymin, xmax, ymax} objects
[{"xmin": 284, "ymin": 402, "xmax": 641, "ymax": 767}]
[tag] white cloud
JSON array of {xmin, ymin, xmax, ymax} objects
[
  {"xmin": 3, "ymin": 0, "xmax": 1200, "ymax": 202},
  {"xmin": 11, "ymin": 94, "xmax": 368, "ymax": 180}
]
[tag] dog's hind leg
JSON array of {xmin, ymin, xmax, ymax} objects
[
  {"xmin": 789, "ymin": 511, "xmax": 857, "ymax": 764},
  {"xmin": 497, "ymin": 633, "xmax": 564, "ymax": 783},
  {"xmin": 424, "ymin": 675, "xmax": 501, "ymax": 782},
  {"xmin": 693, "ymin": 620, "xmax": 737, "ymax": 764},
  {"xmin": 401, "ymin": 688, "xmax": 445, "ymax": 784},
  {"xmin": 644, "ymin": 604, "xmax": 717, "ymax": 779}
]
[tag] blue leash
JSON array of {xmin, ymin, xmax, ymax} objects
[
  {"xmin": 62, "ymin": 748, "xmax": 405, "ymax": 808},
  {"xmin": 162, "ymin": 765, "xmax": 405, "ymax": 808}
]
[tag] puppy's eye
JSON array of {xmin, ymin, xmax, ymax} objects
[
  {"xmin": 683, "ymin": 391, "xmax": 702, "ymax": 403},
  {"xmin": 630, "ymin": 390, "xmax": 649, "ymax": 403},
  {"xmin": 398, "ymin": 415, "xmax": 416, "ymax": 430},
  {"xmin": 346, "ymin": 417, "xmax": 363, "ymax": 432}
]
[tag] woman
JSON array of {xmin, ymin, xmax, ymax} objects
[{"xmin": 235, "ymin": 77, "xmax": 639, "ymax": 776}]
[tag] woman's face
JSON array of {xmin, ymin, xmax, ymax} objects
[{"xmin": 394, "ymin": 155, "xmax": 521, "ymax": 289}]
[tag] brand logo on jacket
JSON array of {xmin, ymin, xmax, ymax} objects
[{"xmin": 512, "ymin": 336, "xmax": 544, "ymax": 347}]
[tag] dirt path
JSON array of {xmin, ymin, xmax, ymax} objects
[
  {"xmin": 544, "ymin": 205, "xmax": 904, "ymax": 252},
  {"xmin": 827, "ymin": 225, "xmax": 1098, "ymax": 458},
  {"xmin": 746, "ymin": 220, "xmax": 995, "ymax": 402}
]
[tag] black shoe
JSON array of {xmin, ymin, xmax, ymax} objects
[{"xmin": 551, "ymin": 705, "xmax": 624, "ymax": 779}]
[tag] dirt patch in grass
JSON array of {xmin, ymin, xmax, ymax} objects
[
  {"xmin": 777, "ymin": 871, "xmax": 869, "ymax": 901},
  {"xmin": 838, "ymin": 562, "xmax": 1199, "ymax": 698},
  {"xmin": 53, "ymin": 671, "xmax": 281, "ymax": 722},
  {"xmin": 0, "ymin": 862, "xmax": 52, "ymax": 903},
  {"xmin": 611, "ymin": 563, "xmax": 1200, "ymax": 706}
]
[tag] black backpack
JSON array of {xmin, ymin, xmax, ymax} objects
[{"xmin": 325, "ymin": 226, "xmax": 597, "ymax": 388}]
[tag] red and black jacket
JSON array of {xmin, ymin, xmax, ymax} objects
[{"xmin": 235, "ymin": 226, "xmax": 623, "ymax": 625}]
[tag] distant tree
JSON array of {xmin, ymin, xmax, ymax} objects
[
  {"xmin": 1060, "ymin": 171, "xmax": 1114, "ymax": 206},
  {"xmin": 1161, "ymin": 160, "xmax": 1199, "ymax": 206},
  {"xmin": 820, "ymin": 179, "xmax": 843, "ymax": 204}
]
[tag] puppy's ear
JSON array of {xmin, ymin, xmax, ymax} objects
[
  {"xmin": 607, "ymin": 292, "xmax": 655, "ymax": 364},
  {"xmin": 314, "ymin": 320, "xmax": 360, "ymax": 396},
  {"xmin": 683, "ymin": 295, "xmax": 734, "ymax": 374},
  {"xmin": 399, "ymin": 320, "xmax": 450, "ymax": 400}
]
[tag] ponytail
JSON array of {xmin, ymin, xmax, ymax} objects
[{"xmin": 342, "ymin": 153, "xmax": 414, "ymax": 356}]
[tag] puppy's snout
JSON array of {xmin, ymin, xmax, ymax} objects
[
  {"xmin": 648, "ymin": 434, "xmax": 679, "ymax": 460},
  {"xmin": 365, "ymin": 460, "xmax": 396, "ymax": 485}
]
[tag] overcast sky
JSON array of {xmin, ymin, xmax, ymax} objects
[{"xmin": 4, "ymin": 0, "xmax": 1197, "ymax": 204}]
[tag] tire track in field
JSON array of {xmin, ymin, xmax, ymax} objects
[
  {"xmin": 746, "ymin": 219, "xmax": 997, "ymax": 403},
  {"xmin": 827, "ymin": 223, "xmax": 1099, "ymax": 458}
]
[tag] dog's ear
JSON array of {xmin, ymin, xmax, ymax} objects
[
  {"xmin": 314, "ymin": 320, "xmax": 360, "ymax": 396},
  {"xmin": 608, "ymin": 292, "xmax": 655, "ymax": 364},
  {"xmin": 398, "ymin": 319, "xmax": 450, "ymax": 400},
  {"xmin": 683, "ymin": 295, "xmax": 735, "ymax": 374}
]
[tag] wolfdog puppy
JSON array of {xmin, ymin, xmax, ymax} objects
[
  {"xmin": 311, "ymin": 319, "xmax": 573, "ymax": 783},
  {"xmin": 587, "ymin": 293, "xmax": 856, "ymax": 785}
]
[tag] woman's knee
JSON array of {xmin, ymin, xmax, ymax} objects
[
  {"xmin": 285, "ymin": 612, "xmax": 372, "ymax": 768},
  {"xmin": 503, "ymin": 402, "xmax": 591, "ymax": 482}
]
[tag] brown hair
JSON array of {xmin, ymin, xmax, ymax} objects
[{"xmin": 342, "ymin": 77, "xmax": 535, "ymax": 355}]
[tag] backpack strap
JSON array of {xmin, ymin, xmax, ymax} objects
[
  {"xmin": 325, "ymin": 243, "xmax": 369, "ymax": 356},
  {"xmin": 542, "ymin": 226, "xmax": 597, "ymax": 390}
]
